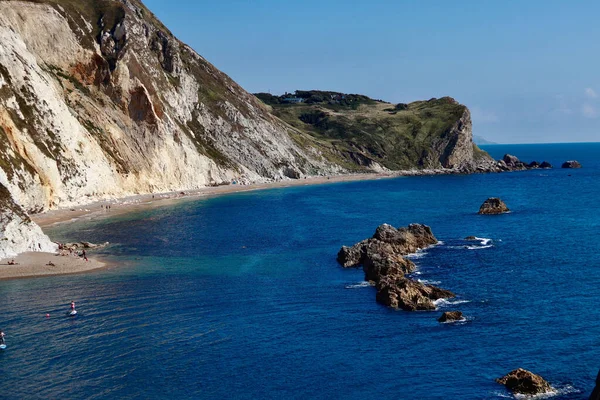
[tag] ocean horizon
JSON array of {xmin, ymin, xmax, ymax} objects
[{"xmin": 0, "ymin": 142, "xmax": 598, "ymax": 399}]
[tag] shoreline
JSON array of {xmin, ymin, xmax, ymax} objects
[
  {"xmin": 3, "ymin": 170, "xmax": 442, "ymax": 281},
  {"xmin": 0, "ymin": 252, "xmax": 109, "ymax": 281},
  {"xmin": 32, "ymin": 171, "xmax": 417, "ymax": 228}
]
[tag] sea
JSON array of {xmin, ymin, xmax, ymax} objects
[{"xmin": 0, "ymin": 143, "xmax": 599, "ymax": 399}]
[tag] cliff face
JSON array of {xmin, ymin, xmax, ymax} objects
[
  {"xmin": 0, "ymin": 0, "xmax": 340, "ymax": 213},
  {"xmin": 0, "ymin": 183, "xmax": 56, "ymax": 258}
]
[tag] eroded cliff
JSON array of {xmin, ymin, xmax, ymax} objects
[{"xmin": 0, "ymin": 0, "xmax": 341, "ymax": 214}]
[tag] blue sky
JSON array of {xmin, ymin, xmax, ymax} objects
[{"xmin": 142, "ymin": 0, "xmax": 600, "ymax": 144}]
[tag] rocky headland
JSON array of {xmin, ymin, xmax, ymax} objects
[{"xmin": 337, "ymin": 223, "xmax": 455, "ymax": 311}]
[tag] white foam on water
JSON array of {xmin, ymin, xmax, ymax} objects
[
  {"xmin": 494, "ymin": 384, "xmax": 579, "ymax": 400},
  {"xmin": 474, "ymin": 237, "xmax": 492, "ymax": 245},
  {"xmin": 465, "ymin": 244, "xmax": 494, "ymax": 250},
  {"xmin": 417, "ymin": 279, "xmax": 441, "ymax": 285},
  {"xmin": 439, "ymin": 317, "xmax": 467, "ymax": 324},
  {"xmin": 434, "ymin": 299, "xmax": 471, "ymax": 308},
  {"xmin": 406, "ymin": 251, "xmax": 427, "ymax": 259},
  {"xmin": 344, "ymin": 281, "xmax": 373, "ymax": 289}
]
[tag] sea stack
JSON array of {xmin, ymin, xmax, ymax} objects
[
  {"xmin": 337, "ymin": 223, "xmax": 455, "ymax": 310},
  {"xmin": 478, "ymin": 198, "xmax": 509, "ymax": 215},
  {"xmin": 495, "ymin": 368, "xmax": 553, "ymax": 395},
  {"xmin": 562, "ymin": 160, "xmax": 582, "ymax": 168}
]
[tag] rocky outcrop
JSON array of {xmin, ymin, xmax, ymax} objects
[
  {"xmin": 438, "ymin": 311, "xmax": 464, "ymax": 323},
  {"xmin": 338, "ymin": 223, "xmax": 454, "ymax": 310},
  {"xmin": 562, "ymin": 160, "xmax": 582, "ymax": 169},
  {"xmin": 0, "ymin": 183, "xmax": 56, "ymax": 258},
  {"xmin": 496, "ymin": 368, "xmax": 553, "ymax": 395},
  {"xmin": 337, "ymin": 223, "xmax": 437, "ymax": 280},
  {"xmin": 478, "ymin": 198, "xmax": 509, "ymax": 215},
  {"xmin": 465, "ymin": 154, "xmax": 554, "ymax": 174},
  {"xmin": 376, "ymin": 276, "xmax": 454, "ymax": 311}
]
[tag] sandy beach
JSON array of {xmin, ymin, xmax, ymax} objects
[
  {"xmin": 0, "ymin": 252, "xmax": 107, "ymax": 280},
  {"xmin": 2, "ymin": 170, "xmax": 434, "ymax": 280},
  {"xmin": 32, "ymin": 172, "xmax": 413, "ymax": 228}
]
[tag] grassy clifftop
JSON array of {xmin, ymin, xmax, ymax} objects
[{"xmin": 256, "ymin": 91, "xmax": 482, "ymax": 171}]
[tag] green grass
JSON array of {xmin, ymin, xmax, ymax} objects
[{"xmin": 265, "ymin": 96, "xmax": 481, "ymax": 170}]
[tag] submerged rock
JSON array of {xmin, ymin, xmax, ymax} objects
[
  {"xmin": 495, "ymin": 368, "xmax": 553, "ymax": 395},
  {"xmin": 375, "ymin": 276, "xmax": 455, "ymax": 311},
  {"xmin": 478, "ymin": 198, "xmax": 509, "ymax": 215},
  {"xmin": 562, "ymin": 160, "xmax": 582, "ymax": 169},
  {"xmin": 465, "ymin": 236, "xmax": 477, "ymax": 240},
  {"xmin": 438, "ymin": 311, "xmax": 464, "ymax": 322}
]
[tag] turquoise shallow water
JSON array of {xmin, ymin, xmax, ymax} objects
[{"xmin": 0, "ymin": 143, "xmax": 599, "ymax": 399}]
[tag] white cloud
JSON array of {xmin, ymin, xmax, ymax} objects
[
  {"xmin": 585, "ymin": 88, "xmax": 597, "ymax": 98},
  {"xmin": 582, "ymin": 103, "xmax": 598, "ymax": 118},
  {"xmin": 471, "ymin": 107, "xmax": 498, "ymax": 123}
]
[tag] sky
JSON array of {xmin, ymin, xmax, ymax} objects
[{"xmin": 142, "ymin": 0, "xmax": 600, "ymax": 144}]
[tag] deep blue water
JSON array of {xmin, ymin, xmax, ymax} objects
[{"xmin": 1, "ymin": 143, "xmax": 599, "ymax": 399}]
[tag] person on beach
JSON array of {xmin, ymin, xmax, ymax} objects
[
  {"xmin": 82, "ymin": 250, "xmax": 88, "ymax": 262},
  {"xmin": 0, "ymin": 330, "xmax": 5, "ymax": 345}
]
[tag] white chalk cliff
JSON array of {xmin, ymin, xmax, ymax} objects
[{"xmin": 0, "ymin": 0, "xmax": 488, "ymax": 257}]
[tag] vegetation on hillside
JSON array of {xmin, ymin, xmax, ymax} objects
[{"xmin": 255, "ymin": 92, "xmax": 475, "ymax": 170}]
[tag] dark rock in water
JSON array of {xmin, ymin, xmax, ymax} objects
[
  {"xmin": 465, "ymin": 236, "xmax": 477, "ymax": 240},
  {"xmin": 562, "ymin": 160, "xmax": 582, "ymax": 169},
  {"xmin": 502, "ymin": 154, "xmax": 527, "ymax": 170},
  {"xmin": 361, "ymin": 240, "xmax": 416, "ymax": 282},
  {"xmin": 375, "ymin": 276, "xmax": 455, "ymax": 311},
  {"xmin": 338, "ymin": 223, "xmax": 454, "ymax": 310},
  {"xmin": 540, "ymin": 161, "xmax": 552, "ymax": 169},
  {"xmin": 495, "ymin": 368, "xmax": 553, "ymax": 395},
  {"xmin": 478, "ymin": 198, "xmax": 509, "ymax": 215},
  {"xmin": 589, "ymin": 369, "xmax": 600, "ymax": 400},
  {"xmin": 503, "ymin": 154, "xmax": 520, "ymax": 166},
  {"xmin": 528, "ymin": 161, "xmax": 540, "ymax": 168},
  {"xmin": 438, "ymin": 311, "xmax": 464, "ymax": 322},
  {"xmin": 337, "ymin": 223, "xmax": 437, "ymax": 276},
  {"xmin": 337, "ymin": 243, "xmax": 365, "ymax": 267}
]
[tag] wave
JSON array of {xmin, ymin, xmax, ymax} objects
[
  {"xmin": 406, "ymin": 241, "xmax": 443, "ymax": 260},
  {"xmin": 439, "ymin": 317, "xmax": 467, "ymax": 324},
  {"xmin": 446, "ymin": 244, "xmax": 493, "ymax": 250},
  {"xmin": 465, "ymin": 244, "xmax": 494, "ymax": 250},
  {"xmin": 417, "ymin": 279, "xmax": 441, "ymax": 285},
  {"xmin": 493, "ymin": 384, "xmax": 579, "ymax": 399},
  {"xmin": 345, "ymin": 281, "xmax": 374, "ymax": 289},
  {"xmin": 434, "ymin": 299, "xmax": 471, "ymax": 308},
  {"xmin": 406, "ymin": 251, "xmax": 427, "ymax": 259},
  {"xmin": 473, "ymin": 237, "xmax": 492, "ymax": 245}
]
